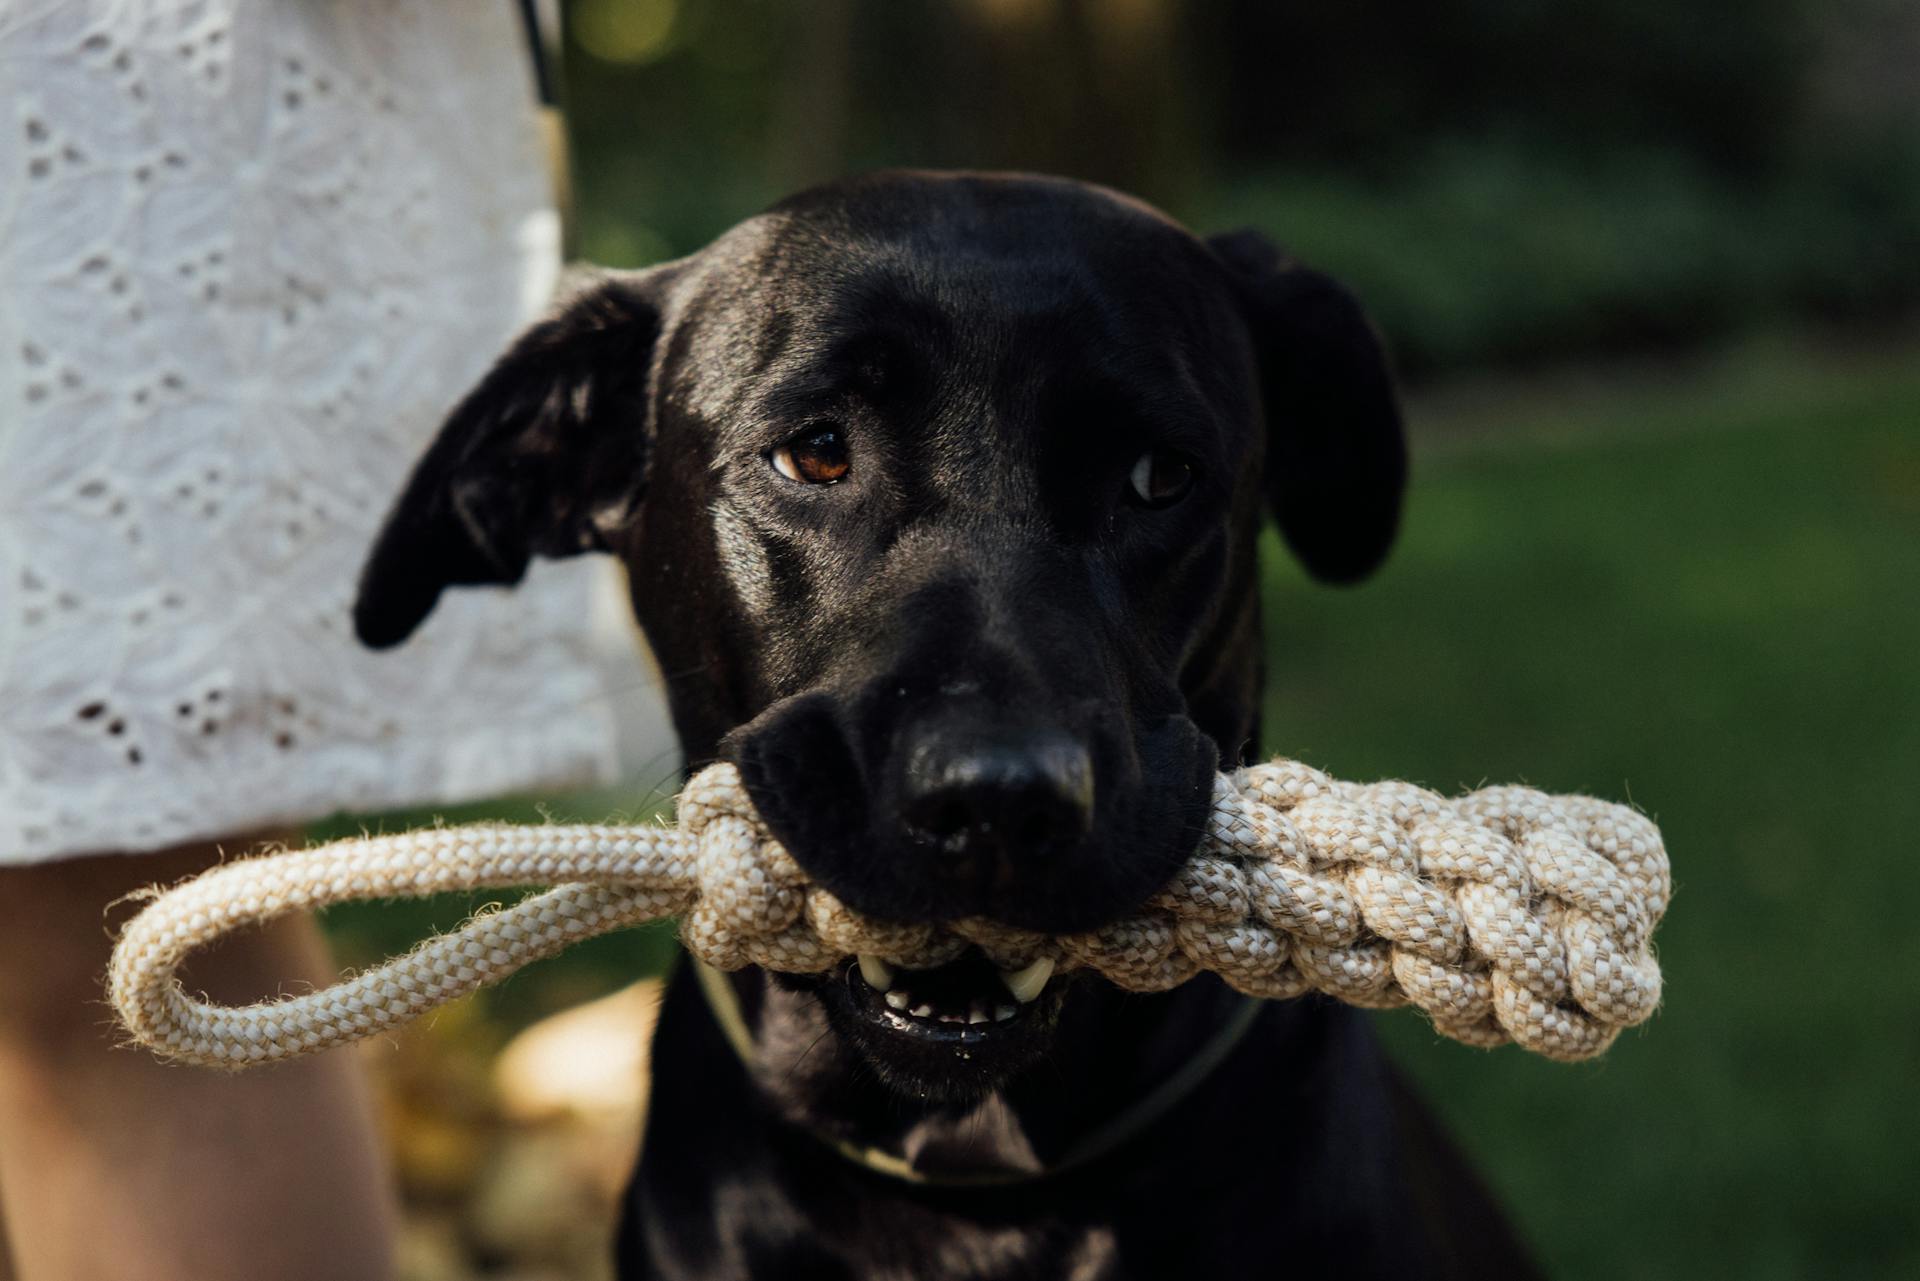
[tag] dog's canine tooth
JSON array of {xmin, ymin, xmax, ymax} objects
[
  {"xmin": 999, "ymin": 957, "xmax": 1055, "ymax": 1004},
  {"xmin": 967, "ymin": 1005, "xmax": 990, "ymax": 1025},
  {"xmin": 993, "ymin": 1004, "xmax": 1017, "ymax": 1022},
  {"xmin": 857, "ymin": 954, "xmax": 895, "ymax": 990},
  {"xmin": 884, "ymin": 989, "xmax": 910, "ymax": 1011}
]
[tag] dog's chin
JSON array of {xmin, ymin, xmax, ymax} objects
[{"xmin": 786, "ymin": 949, "xmax": 1071, "ymax": 1103}]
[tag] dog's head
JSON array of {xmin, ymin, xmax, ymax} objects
[{"xmin": 355, "ymin": 172, "xmax": 1402, "ymax": 1101}]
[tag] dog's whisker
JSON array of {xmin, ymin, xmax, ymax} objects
[{"xmin": 784, "ymin": 1025, "xmax": 835, "ymax": 1085}]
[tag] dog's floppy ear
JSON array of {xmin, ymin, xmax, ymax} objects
[
  {"xmin": 1207, "ymin": 229, "xmax": 1407, "ymax": 584},
  {"xmin": 353, "ymin": 269, "xmax": 674, "ymax": 649}
]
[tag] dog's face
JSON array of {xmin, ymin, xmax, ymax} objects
[{"xmin": 355, "ymin": 172, "xmax": 1403, "ymax": 1102}]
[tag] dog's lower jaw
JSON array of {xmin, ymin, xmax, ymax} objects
[
  {"xmin": 707, "ymin": 962, "xmax": 1255, "ymax": 1179},
  {"xmin": 801, "ymin": 955, "xmax": 1074, "ymax": 1105}
]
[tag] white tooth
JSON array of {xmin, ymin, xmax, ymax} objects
[
  {"xmin": 857, "ymin": 954, "xmax": 895, "ymax": 990},
  {"xmin": 884, "ymin": 990, "xmax": 910, "ymax": 1011},
  {"xmin": 968, "ymin": 1007, "xmax": 989, "ymax": 1025},
  {"xmin": 938, "ymin": 1012, "xmax": 964, "ymax": 1024},
  {"xmin": 1000, "ymin": 957, "xmax": 1055, "ymax": 1004},
  {"xmin": 911, "ymin": 1004, "xmax": 933, "ymax": 1018},
  {"xmin": 994, "ymin": 1004, "xmax": 1017, "ymax": 1022}
]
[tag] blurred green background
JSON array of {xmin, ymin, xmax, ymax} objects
[{"xmin": 323, "ymin": 2, "xmax": 1920, "ymax": 1276}]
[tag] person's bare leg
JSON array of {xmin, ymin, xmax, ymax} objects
[{"xmin": 0, "ymin": 838, "xmax": 396, "ymax": 1281}]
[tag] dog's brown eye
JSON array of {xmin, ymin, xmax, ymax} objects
[
  {"xmin": 1127, "ymin": 448, "xmax": 1194, "ymax": 508},
  {"xmin": 771, "ymin": 427, "xmax": 851, "ymax": 485}
]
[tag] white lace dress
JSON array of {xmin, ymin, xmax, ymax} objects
[{"xmin": 0, "ymin": 1, "xmax": 658, "ymax": 864}]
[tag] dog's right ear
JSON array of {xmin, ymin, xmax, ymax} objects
[{"xmin": 353, "ymin": 269, "xmax": 674, "ymax": 649}]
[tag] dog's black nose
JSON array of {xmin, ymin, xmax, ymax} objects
[{"xmin": 898, "ymin": 724, "xmax": 1095, "ymax": 876}]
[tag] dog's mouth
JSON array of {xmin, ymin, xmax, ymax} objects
[
  {"xmin": 807, "ymin": 946, "xmax": 1070, "ymax": 1096},
  {"xmin": 843, "ymin": 948, "xmax": 1058, "ymax": 1041}
]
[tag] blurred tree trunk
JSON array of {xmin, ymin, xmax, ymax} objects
[
  {"xmin": 767, "ymin": 0, "xmax": 854, "ymax": 193},
  {"xmin": 943, "ymin": 0, "xmax": 1202, "ymax": 209},
  {"xmin": 758, "ymin": 0, "xmax": 1209, "ymax": 212}
]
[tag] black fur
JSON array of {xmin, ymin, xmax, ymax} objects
[{"xmin": 357, "ymin": 171, "xmax": 1537, "ymax": 1279}]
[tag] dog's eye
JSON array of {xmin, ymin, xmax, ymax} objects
[
  {"xmin": 770, "ymin": 426, "xmax": 851, "ymax": 485},
  {"xmin": 1126, "ymin": 448, "xmax": 1194, "ymax": 508}
]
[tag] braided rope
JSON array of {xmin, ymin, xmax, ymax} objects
[{"xmin": 108, "ymin": 758, "xmax": 1669, "ymax": 1068}]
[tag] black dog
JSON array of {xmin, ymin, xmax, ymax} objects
[{"xmin": 355, "ymin": 171, "xmax": 1538, "ymax": 1278}]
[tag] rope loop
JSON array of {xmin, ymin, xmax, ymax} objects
[{"xmin": 109, "ymin": 758, "xmax": 1669, "ymax": 1068}]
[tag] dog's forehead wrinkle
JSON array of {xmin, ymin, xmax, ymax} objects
[
  {"xmin": 740, "ymin": 207, "xmax": 1196, "ymax": 351},
  {"xmin": 923, "ymin": 417, "xmax": 1039, "ymax": 516}
]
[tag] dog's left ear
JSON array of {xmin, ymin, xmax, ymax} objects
[
  {"xmin": 353, "ymin": 268, "xmax": 675, "ymax": 649},
  {"xmin": 1207, "ymin": 229, "xmax": 1407, "ymax": 584}
]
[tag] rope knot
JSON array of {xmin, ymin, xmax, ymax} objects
[
  {"xmin": 1167, "ymin": 766, "xmax": 1672, "ymax": 1056},
  {"xmin": 676, "ymin": 764, "xmax": 831, "ymax": 972}
]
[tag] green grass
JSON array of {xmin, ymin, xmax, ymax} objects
[
  {"xmin": 318, "ymin": 338, "xmax": 1919, "ymax": 1273},
  {"xmin": 1259, "ymin": 340, "xmax": 1920, "ymax": 1278}
]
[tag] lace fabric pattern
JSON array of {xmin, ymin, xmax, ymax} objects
[{"xmin": 0, "ymin": 1, "xmax": 632, "ymax": 863}]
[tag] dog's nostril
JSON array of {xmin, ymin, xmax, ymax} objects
[
  {"xmin": 900, "ymin": 731, "xmax": 1094, "ymax": 857},
  {"xmin": 914, "ymin": 797, "xmax": 975, "ymax": 843}
]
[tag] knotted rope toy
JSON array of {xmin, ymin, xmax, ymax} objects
[{"xmin": 109, "ymin": 757, "xmax": 1669, "ymax": 1068}]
